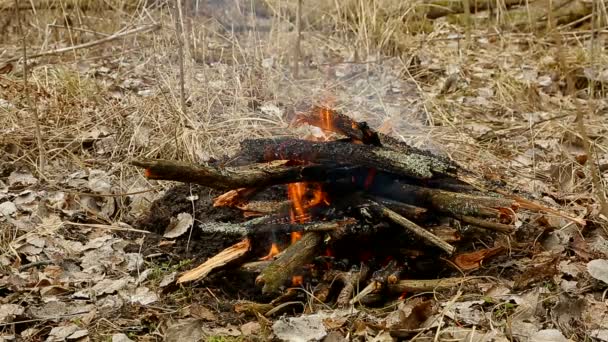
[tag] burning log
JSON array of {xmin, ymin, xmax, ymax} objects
[
  {"xmin": 256, "ymin": 232, "xmax": 324, "ymax": 294},
  {"xmin": 297, "ymin": 106, "xmax": 445, "ymax": 159},
  {"xmin": 238, "ymin": 138, "xmax": 458, "ymax": 180}
]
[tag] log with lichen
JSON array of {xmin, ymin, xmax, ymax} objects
[
  {"xmin": 237, "ymin": 138, "xmax": 458, "ymax": 180},
  {"xmin": 255, "ymin": 232, "xmax": 324, "ymax": 294}
]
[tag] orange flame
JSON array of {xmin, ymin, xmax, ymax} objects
[
  {"xmin": 288, "ymin": 183, "xmax": 308, "ymax": 223},
  {"xmin": 292, "ymin": 275, "xmax": 304, "ymax": 286},
  {"xmin": 260, "ymin": 243, "xmax": 280, "ymax": 260},
  {"xmin": 287, "ymin": 183, "xmax": 329, "ymax": 224},
  {"xmin": 320, "ymin": 107, "xmax": 333, "ymax": 131},
  {"xmin": 291, "ymin": 231, "xmax": 303, "ymax": 244}
]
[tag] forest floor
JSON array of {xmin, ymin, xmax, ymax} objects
[{"xmin": 1, "ymin": 1, "xmax": 608, "ymax": 341}]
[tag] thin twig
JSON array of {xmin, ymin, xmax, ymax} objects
[
  {"xmin": 174, "ymin": 0, "xmax": 187, "ymax": 117},
  {"xmin": 65, "ymin": 222, "xmax": 151, "ymax": 234},
  {"xmin": 292, "ymin": 0, "xmax": 303, "ymax": 78},
  {"xmin": 17, "ymin": 0, "xmax": 45, "ymax": 173},
  {"xmin": 1, "ymin": 23, "xmax": 161, "ymax": 64}
]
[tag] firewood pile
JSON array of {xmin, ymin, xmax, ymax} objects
[{"xmin": 131, "ymin": 107, "xmax": 580, "ymax": 309}]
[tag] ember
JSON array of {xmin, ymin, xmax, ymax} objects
[{"xmin": 133, "ymin": 106, "xmax": 579, "ymax": 308}]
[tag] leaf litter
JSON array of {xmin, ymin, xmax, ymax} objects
[{"xmin": 0, "ymin": 0, "xmax": 607, "ymax": 341}]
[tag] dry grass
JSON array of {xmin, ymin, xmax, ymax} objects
[{"xmin": 1, "ymin": 0, "xmax": 607, "ymax": 339}]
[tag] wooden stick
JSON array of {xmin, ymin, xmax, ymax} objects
[
  {"xmin": 292, "ymin": 0, "xmax": 302, "ymax": 78},
  {"xmin": 198, "ymin": 219, "xmax": 347, "ymax": 238},
  {"xmin": 458, "ymin": 215, "xmax": 515, "ymax": 233},
  {"xmin": 369, "ymin": 196, "xmax": 428, "ymax": 221},
  {"xmin": 368, "ymin": 200, "xmax": 455, "ymax": 255},
  {"xmin": 177, "ymin": 239, "xmax": 250, "ymax": 283},
  {"xmin": 17, "ymin": 0, "xmax": 45, "ymax": 173},
  {"xmin": 256, "ymin": 232, "xmax": 323, "ymax": 294},
  {"xmin": 501, "ymin": 192, "xmax": 586, "ymax": 226},
  {"xmin": 350, "ymin": 280, "xmax": 381, "ymax": 305},
  {"xmin": 132, "ymin": 159, "xmax": 340, "ymax": 190},
  {"xmin": 324, "ymin": 264, "xmax": 370, "ymax": 308},
  {"xmin": 386, "ymin": 277, "xmax": 480, "ymax": 293},
  {"xmin": 1, "ymin": 24, "xmax": 161, "ymax": 64}
]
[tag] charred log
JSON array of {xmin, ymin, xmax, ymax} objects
[{"xmin": 238, "ymin": 138, "xmax": 458, "ymax": 179}]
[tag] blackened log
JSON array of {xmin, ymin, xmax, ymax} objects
[
  {"xmin": 131, "ymin": 159, "xmax": 348, "ymax": 190},
  {"xmin": 239, "ymin": 138, "xmax": 458, "ymax": 179},
  {"xmin": 256, "ymin": 232, "xmax": 324, "ymax": 294}
]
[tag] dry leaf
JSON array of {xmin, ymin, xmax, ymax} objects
[
  {"xmin": 163, "ymin": 213, "xmax": 193, "ymax": 239},
  {"xmin": 587, "ymin": 259, "xmax": 608, "ymax": 284},
  {"xmin": 452, "ymin": 246, "xmax": 505, "ymax": 271}
]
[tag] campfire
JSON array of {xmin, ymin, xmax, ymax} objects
[{"xmin": 131, "ymin": 106, "xmax": 581, "ymax": 309}]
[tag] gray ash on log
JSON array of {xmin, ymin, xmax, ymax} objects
[{"xmin": 131, "ymin": 106, "xmax": 571, "ymax": 309}]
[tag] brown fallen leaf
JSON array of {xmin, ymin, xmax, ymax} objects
[
  {"xmin": 452, "ymin": 246, "xmax": 506, "ymax": 271},
  {"xmin": 0, "ymin": 63, "xmax": 13, "ymax": 74}
]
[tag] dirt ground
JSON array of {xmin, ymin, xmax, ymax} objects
[{"xmin": 1, "ymin": 0, "xmax": 608, "ymax": 341}]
